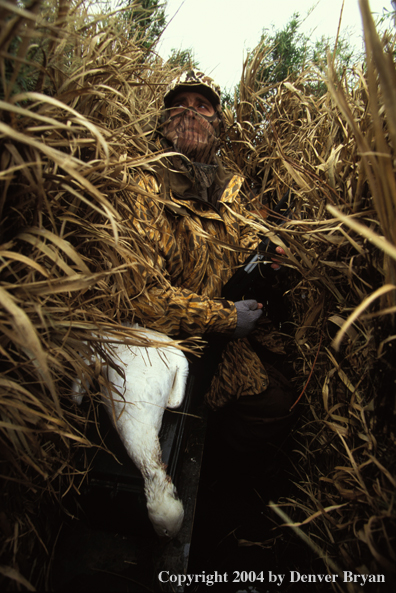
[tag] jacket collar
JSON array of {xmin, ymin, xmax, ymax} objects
[{"xmin": 168, "ymin": 174, "xmax": 244, "ymax": 219}]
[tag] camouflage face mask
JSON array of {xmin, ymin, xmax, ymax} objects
[{"xmin": 161, "ymin": 106, "xmax": 221, "ymax": 164}]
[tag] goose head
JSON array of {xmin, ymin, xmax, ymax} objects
[{"xmin": 146, "ymin": 484, "xmax": 184, "ymax": 538}]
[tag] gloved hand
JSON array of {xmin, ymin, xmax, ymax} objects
[{"xmin": 233, "ymin": 299, "xmax": 263, "ymax": 339}]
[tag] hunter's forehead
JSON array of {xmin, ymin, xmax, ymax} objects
[{"xmin": 171, "ymin": 91, "xmax": 213, "ymax": 104}]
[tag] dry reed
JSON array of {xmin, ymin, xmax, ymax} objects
[
  {"xmin": 0, "ymin": 1, "xmax": 199, "ymax": 589},
  {"xmin": 0, "ymin": 0, "xmax": 395, "ymax": 591},
  {"xmin": 222, "ymin": 1, "xmax": 395, "ymax": 590}
]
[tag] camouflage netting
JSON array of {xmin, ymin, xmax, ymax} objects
[{"xmin": 0, "ymin": 0, "xmax": 395, "ymax": 591}]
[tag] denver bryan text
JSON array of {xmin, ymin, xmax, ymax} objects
[{"xmin": 270, "ymin": 571, "xmax": 385, "ymax": 586}]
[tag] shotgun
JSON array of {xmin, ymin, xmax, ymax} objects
[
  {"xmin": 195, "ymin": 191, "xmax": 294, "ymax": 394},
  {"xmin": 221, "ymin": 190, "xmax": 292, "ymax": 305}
]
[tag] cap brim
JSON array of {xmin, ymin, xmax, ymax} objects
[{"xmin": 164, "ymin": 84, "xmax": 220, "ymax": 109}]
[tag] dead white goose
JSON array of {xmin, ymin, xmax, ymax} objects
[{"xmin": 72, "ymin": 324, "xmax": 189, "ymax": 538}]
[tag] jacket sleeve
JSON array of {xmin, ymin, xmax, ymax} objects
[
  {"xmin": 123, "ymin": 176, "xmax": 238, "ymax": 337},
  {"xmin": 133, "ymin": 281, "xmax": 237, "ymax": 337}
]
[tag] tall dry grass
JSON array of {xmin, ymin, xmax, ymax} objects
[
  {"xmin": 221, "ymin": 1, "xmax": 395, "ymax": 590},
  {"xmin": 0, "ymin": 1, "xmax": 197, "ymax": 589},
  {"xmin": 0, "ymin": 0, "xmax": 395, "ymax": 591}
]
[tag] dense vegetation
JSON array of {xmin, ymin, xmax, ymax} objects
[{"xmin": 0, "ymin": 1, "xmax": 395, "ymax": 591}]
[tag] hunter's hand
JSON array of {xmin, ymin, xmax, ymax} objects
[
  {"xmin": 271, "ymin": 246, "xmax": 286, "ymax": 270},
  {"xmin": 233, "ymin": 299, "xmax": 263, "ymax": 339}
]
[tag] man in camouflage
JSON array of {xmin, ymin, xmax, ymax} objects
[{"xmin": 127, "ymin": 70, "xmax": 294, "ymax": 440}]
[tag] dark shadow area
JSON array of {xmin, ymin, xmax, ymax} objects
[
  {"xmin": 187, "ymin": 408, "xmax": 309, "ymax": 593},
  {"xmin": 51, "ymin": 403, "xmax": 309, "ymax": 593}
]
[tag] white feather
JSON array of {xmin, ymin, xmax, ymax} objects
[{"xmin": 72, "ymin": 324, "xmax": 188, "ymax": 538}]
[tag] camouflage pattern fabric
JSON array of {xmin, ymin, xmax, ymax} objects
[
  {"xmin": 164, "ymin": 70, "xmax": 221, "ymax": 110},
  {"xmin": 123, "ymin": 173, "xmax": 270, "ymax": 408},
  {"xmin": 162, "ymin": 69, "xmax": 225, "ymax": 139}
]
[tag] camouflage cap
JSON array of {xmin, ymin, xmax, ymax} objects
[{"xmin": 164, "ymin": 70, "xmax": 221, "ymax": 109}]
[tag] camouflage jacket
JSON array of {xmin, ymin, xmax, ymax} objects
[{"xmin": 123, "ymin": 171, "xmax": 269, "ymax": 407}]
